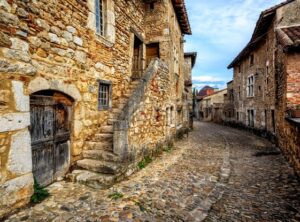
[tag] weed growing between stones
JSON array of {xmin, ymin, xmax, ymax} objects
[
  {"xmin": 108, "ymin": 191, "xmax": 124, "ymax": 200},
  {"xmin": 30, "ymin": 178, "xmax": 49, "ymax": 203},
  {"xmin": 163, "ymin": 145, "xmax": 173, "ymax": 153},
  {"xmin": 134, "ymin": 201, "xmax": 146, "ymax": 212},
  {"xmin": 138, "ymin": 156, "xmax": 153, "ymax": 169}
]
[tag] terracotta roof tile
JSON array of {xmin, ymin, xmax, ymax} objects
[{"xmin": 277, "ymin": 25, "xmax": 300, "ymax": 51}]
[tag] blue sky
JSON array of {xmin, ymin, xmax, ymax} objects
[{"xmin": 184, "ymin": 0, "xmax": 283, "ymax": 90}]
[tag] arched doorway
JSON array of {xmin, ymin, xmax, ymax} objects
[{"xmin": 30, "ymin": 90, "xmax": 74, "ymax": 186}]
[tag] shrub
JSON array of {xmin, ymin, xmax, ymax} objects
[{"xmin": 30, "ymin": 178, "xmax": 49, "ymax": 203}]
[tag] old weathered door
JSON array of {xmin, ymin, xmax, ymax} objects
[
  {"xmin": 30, "ymin": 92, "xmax": 72, "ymax": 186},
  {"xmin": 132, "ymin": 35, "xmax": 143, "ymax": 79},
  {"xmin": 146, "ymin": 43, "xmax": 159, "ymax": 66}
]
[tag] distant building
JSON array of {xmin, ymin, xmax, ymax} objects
[
  {"xmin": 198, "ymin": 89, "xmax": 227, "ymax": 123},
  {"xmin": 194, "ymin": 85, "xmax": 216, "ymax": 119},
  {"xmin": 223, "ymin": 81, "xmax": 235, "ymax": 122}
]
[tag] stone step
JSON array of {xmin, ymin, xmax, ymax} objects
[
  {"xmin": 123, "ymin": 93, "xmax": 131, "ymax": 98},
  {"xmin": 67, "ymin": 170, "xmax": 117, "ymax": 189},
  {"xmin": 101, "ymin": 125, "xmax": 113, "ymax": 133},
  {"xmin": 112, "ymin": 108, "xmax": 121, "ymax": 114},
  {"xmin": 83, "ymin": 150, "xmax": 121, "ymax": 162},
  {"xmin": 107, "ymin": 119, "xmax": 116, "ymax": 125},
  {"xmin": 77, "ymin": 159, "xmax": 122, "ymax": 175},
  {"xmin": 85, "ymin": 141, "xmax": 113, "ymax": 151},
  {"xmin": 94, "ymin": 133, "xmax": 113, "ymax": 141}
]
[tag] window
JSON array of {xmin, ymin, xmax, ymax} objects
[
  {"xmin": 247, "ymin": 110, "xmax": 255, "ymax": 127},
  {"xmin": 170, "ymin": 106, "xmax": 174, "ymax": 125},
  {"xmin": 166, "ymin": 107, "xmax": 170, "ymax": 126},
  {"xmin": 265, "ymin": 109, "xmax": 267, "ymax": 130},
  {"xmin": 238, "ymin": 64, "xmax": 241, "ymax": 73},
  {"xmin": 95, "ymin": 0, "xmax": 104, "ymax": 36},
  {"xmin": 87, "ymin": 0, "xmax": 115, "ymax": 44},
  {"xmin": 271, "ymin": 110, "xmax": 275, "ymax": 132},
  {"xmin": 98, "ymin": 80, "xmax": 112, "ymax": 110},
  {"xmin": 150, "ymin": 2, "xmax": 155, "ymax": 10},
  {"xmin": 247, "ymin": 75, "xmax": 254, "ymax": 97},
  {"xmin": 250, "ymin": 54, "xmax": 254, "ymax": 66}
]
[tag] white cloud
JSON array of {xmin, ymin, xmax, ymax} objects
[
  {"xmin": 192, "ymin": 75, "xmax": 226, "ymax": 82},
  {"xmin": 184, "ymin": 0, "xmax": 283, "ymax": 87}
]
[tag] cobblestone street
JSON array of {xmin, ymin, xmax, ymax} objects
[{"xmin": 4, "ymin": 122, "xmax": 300, "ymax": 222}]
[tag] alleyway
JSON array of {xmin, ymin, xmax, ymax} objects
[{"xmin": 4, "ymin": 122, "xmax": 300, "ymax": 222}]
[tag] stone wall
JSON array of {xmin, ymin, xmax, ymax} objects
[
  {"xmin": 114, "ymin": 59, "xmax": 171, "ymax": 163},
  {"xmin": 276, "ymin": 46, "xmax": 300, "ymax": 177},
  {"xmin": 232, "ymin": 23, "xmax": 276, "ymax": 132},
  {"xmin": 230, "ymin": 0, "xmax": 300, "ymax": 176},
  {"xmin": 0, "ymin": 0, "xmax": 190, "ymax": 216}
]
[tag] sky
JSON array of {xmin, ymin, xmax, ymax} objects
[{"xmin": 184, "ymin": 0, "xmax": 284, "ymax": 91}]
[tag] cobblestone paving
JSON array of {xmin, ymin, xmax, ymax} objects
[
  {"xmin": 4, "ymin": 122, "xmax": 300, "ymax": 222},
  {"xmin": 205, "ymin": 126, "xmax": 300, "ymax": 222}
]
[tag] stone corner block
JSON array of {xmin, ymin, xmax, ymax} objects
[
  {"xmin": 7, "ymin": 129, "xmax": 32, "ymax": 175},
  {"xmin": 12, "ymin": 81, "xmax": 29, "ymax": 112},
  {"xmin": 0, "ymin": 173, "xmax": 34, "ymax": 218},
  {"xmin": 0, "ymin": 112, "xmax": 30, "ymax": 133}
]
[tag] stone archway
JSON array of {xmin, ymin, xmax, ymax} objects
[
  {"xmin": 27, "ymin": 77, "xmax": 81, "ymax": 186},
  {"xmin": 30, "ymin": 90, "xmax": 74, "ymax": 186}
]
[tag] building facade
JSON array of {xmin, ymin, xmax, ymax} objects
[
  {"xmin": 198, "ymin": 89, "xmax": 227, "ymax": 123},
  {"xmin": 222, "ymin": 81, "xmax": 235, "ymax": 123},
  {"xmin": 0, "ymin": 0, "xmax": 195, "ymax": 216},
  {"xmin": 228, "ymin": 0, "xmax": 300, "ymax": 176},
  {"xmin": 194, "ymin": 85, "xmax": 215, "ymax": 119}
]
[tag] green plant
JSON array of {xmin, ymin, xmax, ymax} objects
[
  {"xmin": 30, "ymin": 178, "xmax": 49, "ymax": 203},
  {"xmin": 135, "ymin": 201, "xmax": 146, "ymax": 212},
  {"xmin": 137, "ymin": 156, "xmax": 153, "ymax": 169},
  {"xmin": 108, "ymin": 191, "xmax": 123, "ymax": 200},
  {"xmin": 296, "ymin": 105, "xmax": 300, "ymax": 110},
  {"xmin": 163, "ymin": 145, "xmax": 173, "ymax": 153}
]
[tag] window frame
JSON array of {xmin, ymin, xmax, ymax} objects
[
  {"xmin": 247, "ymin": 109, "xmax": 255, "ymax": 127},
  {"xmin": 98, "ymin": 80, "xmax": 112, "ymax": 111},
  {"xmin": 95, "ymin": 0, "xmax": 105, "ymax": 36},
  {"xmin": 247, "ymin": 75, "xmax": 255, "ymax": 97}
]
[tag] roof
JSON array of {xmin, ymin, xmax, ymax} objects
[
  {"xmin": 184, "ymin": 52, "xmax": 197, "ymax": 67},
  {"xmin": 228, "ymin": 0, "xmax": 295, "ymax": 68},
  {"xmin": 202, "ymin": 88, "xmax": 227, "ymax": 99},
  {"xmin": 172, "ymin": 0, "xmax": 192, "ymax": 35},
  {"xmin": 277, "ymin": 25, "xmax": 300, "ymax": 51},
  {"xmin": 197, "ymin": 86, "xmax": 215, "ymax": 97}
]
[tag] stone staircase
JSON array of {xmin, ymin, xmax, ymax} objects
[{"xmin": 68, "ymin": 80, "xmax": 140, "ymax": 189}]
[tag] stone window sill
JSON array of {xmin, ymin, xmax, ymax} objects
[{"xmin": 95, "ymin": 33, "xmax": 114, "ymax": 48}]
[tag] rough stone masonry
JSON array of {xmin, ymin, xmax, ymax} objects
[{"xmin": 0, "ymin": 0, "xmax": 195, "ymax": 217}]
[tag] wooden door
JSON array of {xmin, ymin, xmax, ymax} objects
[
  {"xmin": 30, "ymin": 93, "xmax": 72, "ymax": 186},
  {"xmin": 146, "ymin": 43, "xmax": 159, "ymax": 66},
  {"xmin": 132, "ymin": 36, "xmax": 143, "ymax": 79}
]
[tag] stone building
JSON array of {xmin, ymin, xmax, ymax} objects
[
  {"xmin": 0, "ymin": 0, "xmax": 193, "ymax": 216},
  {"xmin": 276, "ymin": 24, "xmax": 300, "ymax": 177},
  {"xmin": 194, "ymin": 85, "xmax": 215, "ymax": 119},
  {"xmin": 222, "ymin": 80, "xmax": 235, "ymax": 123},
  {"xmin": 228, "ymin": 0, "xmax": 300, "ymax": 175},
  {"xmin": 198, "ymin": 89, "xmax": 227, "ymax": 123},
  {"xmin": 183, "ymin": 52, "xmax": 196, "ymax": 129}
]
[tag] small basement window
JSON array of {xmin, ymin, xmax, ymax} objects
[{"xmin": 98, "ymin": 80, "xmax": 112, "ymax": 110}]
